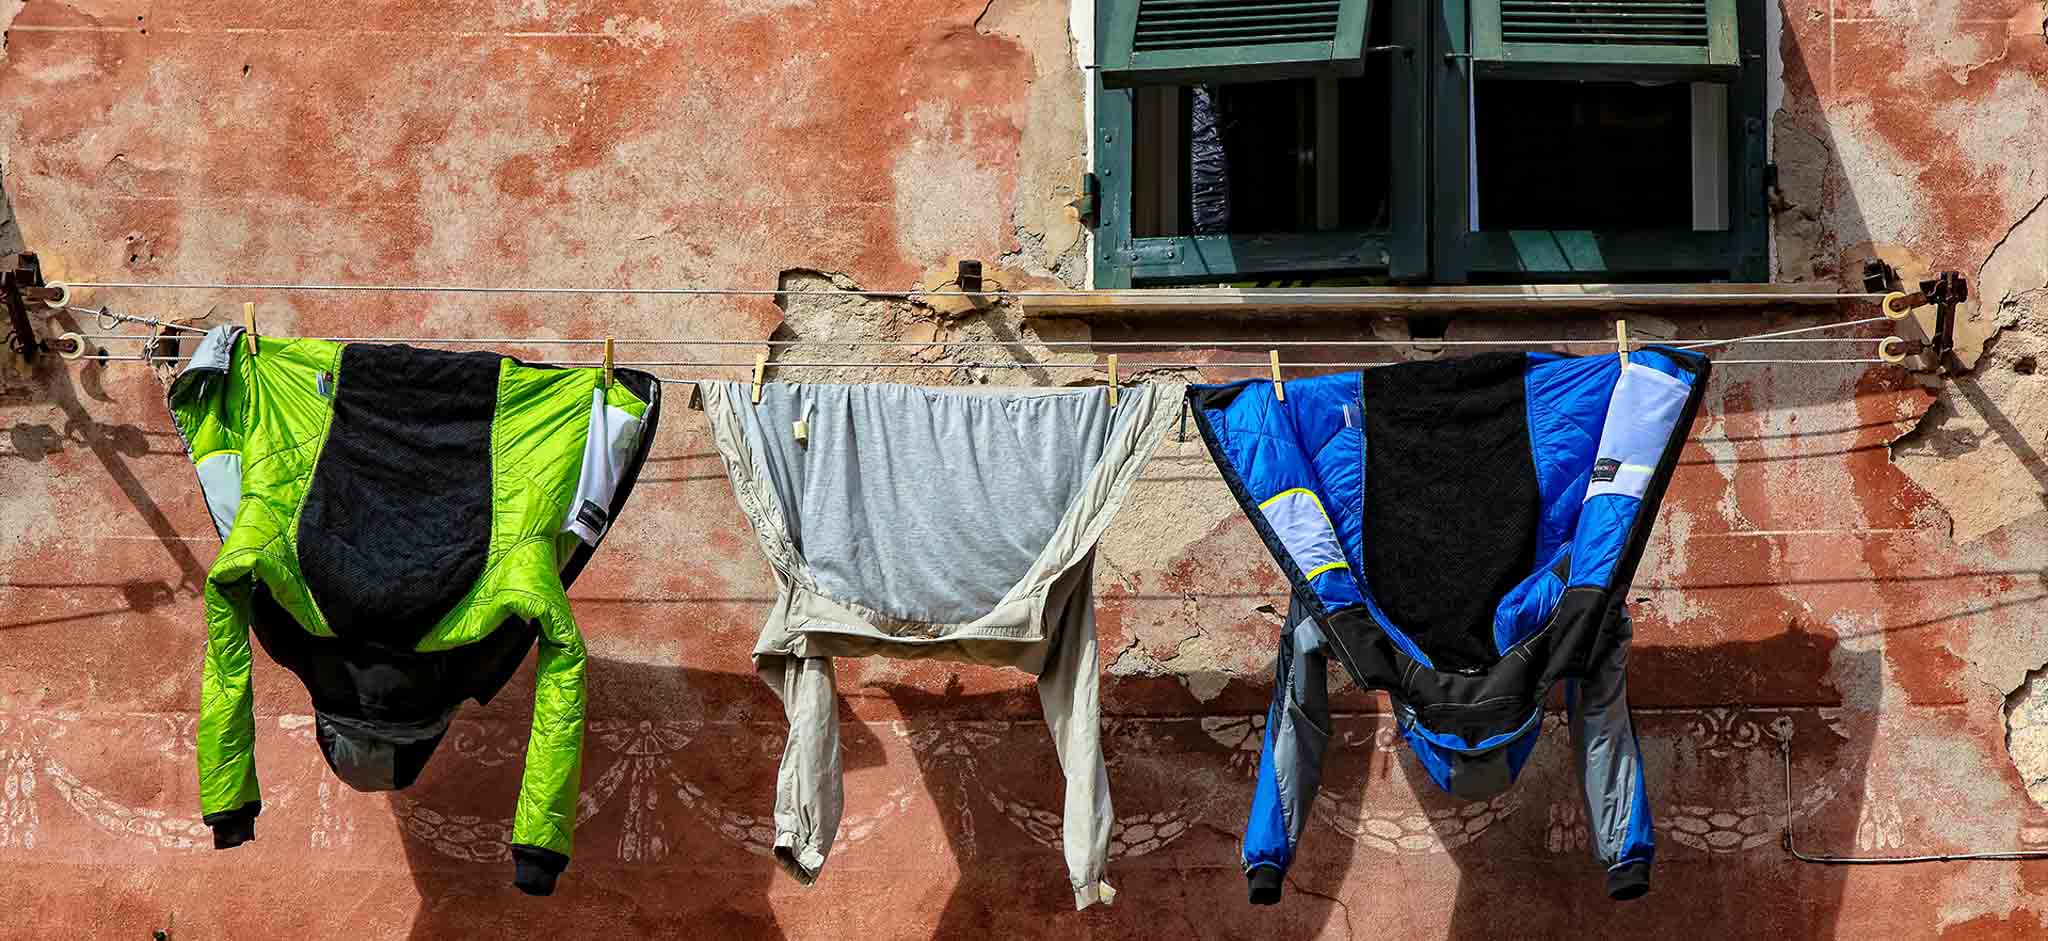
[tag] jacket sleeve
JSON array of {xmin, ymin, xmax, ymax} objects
[
  {"xmin": 509, "ymin": 592, "xmax": 586, "ymax": 896},
  {"xmin": 1243, "ymin": 594, "xmax": 1334, "ymax": 904},
  {"xmin": 197, "ymin": 575, "xmax": 263, "ymax": 848},
  {"xmin": 1568, "ymin": 611, "xmax": 1655, "ymax": 900},
  {"xmin": 1039, "ymin": 558, "xmax": 1115, "ymax": 910}
]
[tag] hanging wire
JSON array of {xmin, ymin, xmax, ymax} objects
[
  {"xmin": 1676, "ymin": 316, "xmax": 1893, "ymax": 350},
  {"xmin": 67, "ymin": 331, "xmax": 1884, "ymax": 347},
  {"xmin": 58, "ymin": 279, "xmax": 1898, "ymax": 303},
  {"xmin": 1780, "ymin": 737, "xmax": 2048, "ymax": 864},
  {"xmin": 66, "ymin": 306, "xmax": 1895, "ymax": 352},
  {"xmin": 56, "ymin": 303, "xmax": 1898, "ymax": 374},
  {"xmin": 80, "ymin": 353, "xmax": 1888, "ymax": 369}
]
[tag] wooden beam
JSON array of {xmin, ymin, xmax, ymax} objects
[{"xmin": 1023, "ymin": 283, "xmax": 1863, "ymax": 317}]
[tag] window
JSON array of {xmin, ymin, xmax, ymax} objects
[
  {"xmin": 1093, "ymin": 0, "xmax": 1430, "ymax": 284},
  {"xmin": 1090, "ymin": 0, "xmax": 1766, "ymax": 286}
]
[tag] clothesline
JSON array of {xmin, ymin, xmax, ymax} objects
[
  {"xmin": 62, "ymin": 306, "xmax": 1899, "ymax": 360},
  {"xmin": 79, "ymin": 353, "xmax": 1888, "ymax": 370},
  {"xmin": 55, "ymin": 278, "xmax": 1902, "ymax": 303}
]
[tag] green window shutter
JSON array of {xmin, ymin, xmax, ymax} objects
[
  {"xmin": 1471, "ymin": 0, "xmax": 1738, "ymax": 79},
  {"xmin": 1098, "ymin": 0, "xmax": 1374, "ymax": 88}
]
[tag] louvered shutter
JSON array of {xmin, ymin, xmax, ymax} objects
[
  {"xmin": 1471, "ymin": 0, "xmax": 1738, "ymax": 79},
  {"xmin": 1098, "ymin": 0, "xmax": 1374, "ymax": 88}
]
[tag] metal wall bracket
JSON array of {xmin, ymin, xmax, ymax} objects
[
  {"xmin": 3, "ymin": 253, "xmax": 49, "ymax": 362},
  {"xmin": 1887, "ymin": 270, "xmax": 1968, "ymax": 374}
]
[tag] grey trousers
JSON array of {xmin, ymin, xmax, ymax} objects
[{"xmin": 701, "ymin": 379, "xmax": 1180, "ymax": 909}]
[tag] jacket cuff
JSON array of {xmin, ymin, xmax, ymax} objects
[
  {"xmin": 1073, "ymin": 879, "xmax": 1116, "ymax": 910},
  {"xmin": 511, "ymin": 844, "xmax": 570, "ymax": 897},
  {"xmin": 203, "ymin": 801, "xmax": 261, "ymax": 850},
  {"xmin": 1606, "ymin": 860, "xmax": 1651, "ymax": 901},
  {"xmin": 1247, "ymin": 863, "xmax": 1285, "ymax": 905}
]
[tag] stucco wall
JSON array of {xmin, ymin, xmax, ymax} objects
[{"xmin": 4, "ymin": 0, "xmax": 2048, "ymax": 937}]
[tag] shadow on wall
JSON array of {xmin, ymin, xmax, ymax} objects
[
  {"xmin": 358, "ymin": 637, "xmax": 1876, "ymax": 940},
  {"xmin": 1777, "ymin": 0, "xmax": 1884, "ymax": 291},
  {"xmin": 1, "ymin": 164, "xmax": 22, "ymax": 256},
  {"xmin": 381, "ymin": 655, "xmax": 1348, "ymax": 941},
  {"xmin": 1418, "ymin": 629, "xmax": 1877, "ymax": 939},
  {"xmin": 386, "ymin": 656, "xmax": 841, "ymax": 939}
]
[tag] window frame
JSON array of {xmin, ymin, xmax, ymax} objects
[
  {"xmin": 1089, "ymin": 0, "xmax": 1769, "ymax": 287},
  {"xmin": 1430, "ymin": 0, "xmax": 1769, "ymax": 282},
  {"xmin": 1091, "ymin": 0, "xmax": 1431, "ymax": 287}
]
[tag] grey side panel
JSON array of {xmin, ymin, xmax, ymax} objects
[
  {"xmin": 1273, "ymin": 596, "xmax": 1333, "ymax": 848},
  {"xmin": 195, "ymin": 452, "xmax": 243, "ymax": 540},
  {"xmin": 1570, "ymin": 614, "xmax": 1651, "ymax": 869}
]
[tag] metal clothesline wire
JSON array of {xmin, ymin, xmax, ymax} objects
[
  {"xmin": 80, "ymin": 353, "xmax": 1888, "ymax": 369},
  {"xmin": 66, "ymin": 331, "xmax": 1883, "ymax": 347},
  {"xmin": 63, "ymin": 307, "xmax": 1898, "ymax": 354},
  {"xmin": 58, "ymin": 279, "xmax": 1901, "ymax": 303}
]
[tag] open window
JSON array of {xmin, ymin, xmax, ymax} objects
[
  {"xmin": 1093, "ymin": 0, "xmax": 1429, "ymax": 285},
  {"xmin": 1435, "ymin": 0, "xmax": 1765, "ymax": 281},
  {"xmin": 1090, "ymin": 0, "xmax": 1767, "ymax": 286}
]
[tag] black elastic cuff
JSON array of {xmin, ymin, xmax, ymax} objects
[
  {"xmin": 1247, "ymin": 865, "xmax": 1284, "ymax": 905},
  {"xmin": 1607, "ymin": 860, "xmax": 1651, "ymax": 901},
  {"xmin": 511, "ymin": 844, "xmax": 570, "ymax": 897},
  {"xmin": 203, "ymin": 801, "xmax": 261, "ymax": 850}
]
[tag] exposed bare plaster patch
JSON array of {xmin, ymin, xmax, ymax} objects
[
  {"xmin": 977, "ymin": 0, "xmax": 1090, "ymax": 283},
  {"xmin": 2005, "ymin": 663, "xmax": 2048, "ymax": 809},
  {"xmin": 1888, "ymin": 194, "xmax": 2048, "ymax": 544},
  {"xmin": 1826, "ymin": 104, "xmax": 1933, "ymax": 254}
]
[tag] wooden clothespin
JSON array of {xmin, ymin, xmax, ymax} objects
[
  {"xmin": 1270, "ymin": 350, "xmax": 1285, "ymax": 402},
  {"xmin": 1106, "ymin": 354, "xmax": 1119, "ymax": 407},
  {"xmin": 1615, "ymin": 320, "xmax": 1629, "ymax": 371},
  {"xmin": 242, "ymin": 302, "xmax": 258, "ymax": 357},
  {"xmin": 751, "ymin": 351, "xmax": 768, "ymax": 404},
  {"xmin": 601, "ymin": 336, "xmax": 614, "ymax": 389}
]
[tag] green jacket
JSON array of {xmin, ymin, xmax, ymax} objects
[{"xmin": 168, "ymin": 326, "xmax": 659, "ymax": 894}]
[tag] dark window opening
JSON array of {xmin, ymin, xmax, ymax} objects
[
  {"xmin": 1129, "ymin": 2, "xmax": 1393, "ymax": 238},
  {"xmin": 1473, "ymin": 79, "xmax": 1697, "ymax": 231}
]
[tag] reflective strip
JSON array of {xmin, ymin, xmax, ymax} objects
[
  {"xmin": 1258, "ymin": 488, "xmax": 1349, "ymax": 583},
  {"xmin": 1303, "ymin": 560, "xmax": 1348, "ymax": 580},
  {"xmin": 194, "ymin": 450, "xmax": 243, "ymax": 541},
  {"xmin": 1586, "ymin": 365, "xmax": 1690, "ymax": 502}
]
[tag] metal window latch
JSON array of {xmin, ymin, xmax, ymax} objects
[{"xmin": 1068, "ymin": 172, "xmax": 1100, "ymax": 227}]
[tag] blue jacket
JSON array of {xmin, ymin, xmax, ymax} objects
[{"xmin": 1189, "ymin": 348, "xmax": 1708, "ymax": 903}]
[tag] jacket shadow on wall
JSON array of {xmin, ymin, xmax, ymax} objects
[
  {"xmin": 870, "ymin": 675, "xmax": 1363, "ymax": 941},
  {"xmin": 1, "ymin": 297, "xmax": 217, "ymax": 634},
  {"xmin": 1412, "ymin": 628, "xmax": 1877, "ymax": 939},
  {"xmin": 384, "ymin": 655, "xmax": 886, "ymax": 941}
]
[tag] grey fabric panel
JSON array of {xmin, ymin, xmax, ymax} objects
[
  {"xmin": 737, "ymin": 383, "xmax": 1115, "ymax": 624},
  {"xmin": 1272, "ymin": 596, "xmax": 1332, "ymax": 848},
  {"xmin": 1571, "ymin": 614, "xmax": 1645, "ymax": 867},
  {"xmin": 166, "ymin": 325, "xmax": 246, "ymax": 544},
  {"xmin": 182, "ymin": 324, "xmax": 240, "ymax": 380},
  {"xmin": 195, "ymin": 451, "xmax": 243, "ymax": 541}
]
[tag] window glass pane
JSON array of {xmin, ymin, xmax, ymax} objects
[
  {"xmin": 1473, "ymin": 79, "xmax": 1694, "ymax": 230},
  {"xmin": 1128, "ymin": 0, "xmax": 1392, "ymax": 238}
]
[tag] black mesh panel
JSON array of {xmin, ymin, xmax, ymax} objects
[
  {"xmin": 1360, "ymin": 353, "xmax": 1539, "ymax": 672},
  {"xmin": 298, "ymin": 344, "xmax": 503, "ymax": 647}
]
